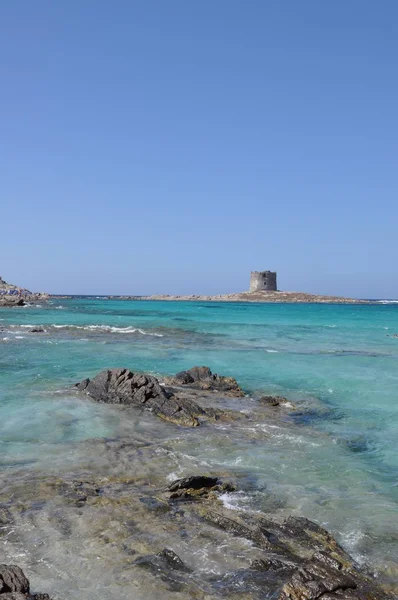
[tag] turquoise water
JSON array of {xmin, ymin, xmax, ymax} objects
[{"xmin": 1, "ymin": 298, "xmax": 398, "ymax": 590}]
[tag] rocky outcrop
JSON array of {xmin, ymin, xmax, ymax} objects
[
  {"xmin": 75, "ymin": 368, "xmax": 215, "ymax": 426},
  {"xmin": 0, "ymin": 276, "xmax": 48, "ymax": 307},
  {"xmin": 168, "ymin": 366, "xmax": 243, "ymax": 396},
  {"xmin": 0, "ymin": 564, "xmax": 51, "ymax": 599},
  {"xmin": 0, "ymin": 298, "xmax": 25, "ymax": 307}
]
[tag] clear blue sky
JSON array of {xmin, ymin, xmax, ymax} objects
[{"xmin": 1, "ymin": 1, "xmax": 397, "ymax": 297}]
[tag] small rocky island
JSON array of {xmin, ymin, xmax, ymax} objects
[
  {"xmin": 0, "ymin": 276, "xmax": 48, "ymax": 307},
  {"xmin": 115, "ymin": 271, "xmax": 367, "ymax": 304}
]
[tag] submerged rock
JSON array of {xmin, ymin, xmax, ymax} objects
[
  {"xmin": 0, "ymin": 564, "xmax": 51, "ymax": 599},
  {"xmin": 259, "ymin": 395, "xmax": 289, "ymax": 407}
]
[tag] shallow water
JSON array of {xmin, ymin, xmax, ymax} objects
[{"xmin": 1, "ymin": 298, "xmax": 398, "ymax": 597}]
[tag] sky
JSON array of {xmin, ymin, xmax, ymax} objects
[{"xmin": 1, "ymin": 1, "xmax": 397, "ymax": 297}]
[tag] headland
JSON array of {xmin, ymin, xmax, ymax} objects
[{"xmin": 0, "ymin": 275, "xmax": 48, "ymax": 307}]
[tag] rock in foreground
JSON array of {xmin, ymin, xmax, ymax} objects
[
  {"xmin": 76, "ymin": 368, "xmax": 211, "ymax": 426},
  {"xmin": 75, "ymin": 366, "xmax": 246, "ymax": 426},
  {"xmin": 0, "ymin": 564, "xmax": 51, "ymax": 599}
]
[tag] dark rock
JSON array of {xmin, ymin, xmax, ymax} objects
[
  {"xmin": 135, "ymin": 548, "xmax": 191, "ymax": 580},
  {"xmin": 251, "ymin": 558, "xmax": 294, "ymax": 573},
  {"xmin": 167, "ymin": 475, "xmax": 236, "ymax": 500},
  {"xmin": 259, "ymin": 395, "xmax": 288, "ymax": 407},
  {"xmin": 0, "ymin": 565, "xmax": 51, "ymax": 599},
  {"xmin": 75, "ymin": 368, "xmax": 209, "ymax": 426},
  {"xmin": 279, "ymin": 562, "xmax": 358, "ymax": 599},
  {"xmin": 173, "ymin": 371, "xmax": 195, "ymax": 385},
  {"xmin": 156, "ymin": 549, "xmax": 190, "ymax": 572},
  {"xmin": 0, "ymin": 565, "xmax": 29, "ymax": 594},
  {"xmin": 168, "ymin": 475, "xmax": 219, "ymax": 492},
  {"xmin": 201, "ymin": 510, "xmax": 274, "ymax": 550},
  {"xmin": 29, "ymin": 328, "xmax": 45, "ymax": 334},
  {"xmin": 171, "ymin": 366, "xmax": 243, "ymax": 396}
]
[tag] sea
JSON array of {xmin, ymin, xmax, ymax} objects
[{"xmin": 0, "ymin": 297, "xmax": 398, "ymax": 598}]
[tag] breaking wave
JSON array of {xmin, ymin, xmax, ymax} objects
[{"xmin": 9, "ymin": 324, "xmax": 164, "ymax": 337}]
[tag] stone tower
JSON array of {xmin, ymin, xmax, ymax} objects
[{"xmin": 249, "ymin": 271, "xmax": 277, "ymax": 292}]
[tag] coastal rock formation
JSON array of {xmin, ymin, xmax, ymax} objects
[
  {"xmin": 75, "ymin": 366, "xmax": 248, "ymax": 426},
  {"xmin": 76, "ymin": 368, "xmax": 213, "ymax": 426},
  {"xmin": 0, "ymin": 276, "xmax": 48, "ymax": 307},
  {"xmin": 0, "ymin": 564, "xmax": 51, "ymax": 599}
]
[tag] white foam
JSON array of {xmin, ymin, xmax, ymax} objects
[
  {"xmin": 15, "ymin": 336, "xmax": 25, "ymax": 339},
  {"xmin": 265, "ymin": 349, "xmax": 279, "ymax": 353},
  {"xmin": 51, "ymin": 324, "xmax": 163, "ymax": 336},
  {"xmin": 10, "ymin": 324, "xmax": 163, "ymax": 336},
  {"xmin": 219, "ymin": 491, "xmax": 251, "ymax": 511}
]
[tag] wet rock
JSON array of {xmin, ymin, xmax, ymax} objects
[
  {"xmin": 279, "ymin": 562, "xmax": 358, "ymax": 600},
  {"xmin": 58, "ymin": 480, "xmax": 102, "ymax": 505},
  {"xmin": 170, "ymin": 366, "xmax": 244, "ymax": 396},
  {"xmin": 0, "ymin": 565, "xmax": 29, "ymax": 594},
  {"xmin": 29, "ymin": 328, "xmax": 45, "ymax": 334},
  {"xmin": 259, "ymin": 395, "xmax": 289, "ymax": 407},
  {"xmin": 0, "ymin": 505, "xmax": 13, "ymax": 528},
  {"xmin": 0, "ymin": 565, "xmax": 51, "ymax": 599},
  {"xmin": 139, "ymin": 496, "xmax": 170, "ymax": 515},
  {"xmin": 76, "ymin": 368, "xmax": 211, "ymax": 426},
  {"xmin": 156, "ymin": 549, "xmax": 191, "ymax": 572},
  {"xmin": 201, "ymin": 510, "xmax": 274, "ymax": 550},
  {"xmin": 135, "ymin": 548, "xmax": 191, "ymax": 590},
  {"xmin": 167, "ymin": 475, "xmax": 236, "ymax": 500},
  {"xmin": 168, "ymin": 475, "xmax": 219, "ymax": 492},
  {"xmin": 251, "ymin": 558, "xmax": 294, "ymax": 573}
]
